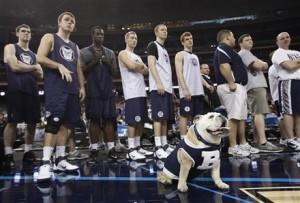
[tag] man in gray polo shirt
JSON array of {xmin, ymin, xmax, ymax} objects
[{"xmin": 238, "ymin": 33, "xmax": 282, "ymax": 152}]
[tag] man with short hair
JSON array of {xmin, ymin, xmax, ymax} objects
[
  {"xmin": 37, "ymin": 12, "xmax": 85, "ymax": 181},
  {"xmin": 3, "ymin": 24, "xmax": 43, "ymax": 170},
  {"xmin": 272, "ymin": 32, "xmax": 300, "ymax": 150},
  {"xmin": 238, "ymin": 33, "xmax": 282, "ymax": 152},
  {"xmin": 118, "ymin": 31, "xmax": 153, "ymax": 161},
  {"xmin": 147, "ymin": 24, "xmax": 174, "ymax": 159},
  {"xmin": 80, "ymin": 26, "xmax": 119, "ymax": 162},
  {"xmin": 175, "ymin": 32, "xmax": 213, "ymax": 139},
  {"xmin": 213, "ymin": 29, "xmax": 259, "ymax": 157}
]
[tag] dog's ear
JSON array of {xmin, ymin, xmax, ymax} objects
[{"xmin": 193, "ymin": 114, "xmax": 203, "ymax": 124}]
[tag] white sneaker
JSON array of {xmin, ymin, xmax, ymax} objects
[
  {"xmin": 228, "ymin": 146, "xmax": 250, "ymax": 157},
  {"xmin": 37, "ymin": 162, "xmax": 52, "ymax": 182},
  {"xmin": 279, "ymin": 138, "xmax": 288, "ymax": 146},
  {"xmin": 295, "ymin": 137, "xmax": 300, "ymax": 144},
  {"xmin": 287, "ymin": 139, "xmax": 300, "ymax": 151},
  {"xmin": 137, "ymin": 147, "xmax": 154, "ymax": 156},
  {"xmin": 54, "ymin": 158, "xmax": 79, "ymax": 172},
  {"xmin": 154, "ymin": 147, "xmax": 168, "ymax": 159},
  {"xmin": 239, "ymin": 143, "xmax": 260, "ymax": 154},
  {"xmin": 126, "ymin": 149, "xmax": 146, "ymax": 161}
]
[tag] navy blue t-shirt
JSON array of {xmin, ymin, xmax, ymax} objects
[
  {"xmin": 5, "ymin": 44, "xmax": 38, "ymax": 96},
  {"xmin": 213, "ymin": 43, "xmax": 248, "ymax": 85},
  {"xmin": 80, "ymin": 45, "xmax": 115, "ymax": 99},
  {"xmin": 44, "ymin": 34, "xmax": 79, "ymax": 95}
]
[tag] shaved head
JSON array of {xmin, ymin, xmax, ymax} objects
[
  {"xmin": 276, "ymin": 32, "xmax": 289, "ymax": 41},
  {"xmin": 276, "ymin": 32, "xmax": 291, "ymax": 49}
]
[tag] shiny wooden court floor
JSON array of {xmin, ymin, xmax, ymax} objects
[{"xmin": 1, "ymin": 151, "xmax": 300, "ymax": 203}]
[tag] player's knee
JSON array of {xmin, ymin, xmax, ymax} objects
[{"xmin": 45, "ymin": 116, "xmax": 62, "ymax": 134}]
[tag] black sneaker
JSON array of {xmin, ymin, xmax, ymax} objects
[
  {"xmin": 3, "ymin": 154, "xmax": 15, "ymax": 170},
  {"xmin": 108, "ymin": 147, "xmax": 118, "ymax": 160},
  {"xmin": 87, "ymin": 150, "xmax": 99, "ymax": 164},
  {"xmin": 23, "ymin": 151, "xmax": 37, "ymax": 163}
]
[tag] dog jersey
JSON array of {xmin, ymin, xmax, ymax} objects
[{"xmin": 163, "ymin": 137, "xmax": 220, "ymax": 180}]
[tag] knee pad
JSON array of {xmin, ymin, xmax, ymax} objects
[{"xmin": 45, "ymin": 116, "xmax": 62, "ymax": 134}]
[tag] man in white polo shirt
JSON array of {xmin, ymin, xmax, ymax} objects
[{"xmin": 272, "ymin": 32, "xmax": 300, "ymax": 151}]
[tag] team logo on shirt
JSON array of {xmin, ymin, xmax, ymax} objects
[
  {"xmin": 184, "ymin": 106, "xmax": 190, "ymax": 112},
  {"xmin": 135, "ymin": 116, "xmax": 141, "ymax": 122},
  {"xmin": 20, "ymin": 53, "xmax": 32, "ymax": 64},
  {"xmin": 287, "ymin": 53, "xmax": 300, "ymax": 60},
  {"xmin": 158, "ymin": 111, "xmax": 164, "ymax": 118},
  {"xmin": 59, "ymin": 45, "xmax": 74, "ymax": 62},
  {"xmin": 164, "ymin": 53, "xmax": 169, "ymax": 63},
  {"xmin": 191, "ymin": 58, "xmax": 198, "ymax": 66}
]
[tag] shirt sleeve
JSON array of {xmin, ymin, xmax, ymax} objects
[
  {"xmin": 146, "ymin": 42, "xmax": 158, "ymax": 59},
  {"xmin": 239, "ymin": 50, "xmax": 258, "ymax": 67},
  {"xmin": 272, "ymin": 49, "xmax": 290, "ymax": 66}
]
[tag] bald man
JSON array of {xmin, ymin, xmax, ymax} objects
[
  {"xmin": 200, "ymin": 63, "xmax": 220, "ymax": 112},
  {"xmin": 271, "ymin": 32, "xmax": 300, "ymax": 151}
]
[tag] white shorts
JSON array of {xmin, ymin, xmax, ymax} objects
[{"xmin": 217, "ymin": 84, "xmax": 247, "ymax": 120}]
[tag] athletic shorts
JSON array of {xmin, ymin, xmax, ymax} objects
[
  {"xmin": 125, "ymin": 97, "xmax": 148, "ymax": 125},
  {"xmin": 7, "ymin": 91, "xmax": 40, "ymax": 124},
  {"xmin": 45, "ymin": 92, "xmax": 80, "ymax": 126},
  {"xmin": 279, "ymin": 79, "xmax": 300, "ymax": 115},
  {"xmin": 150, "ymin": 91, "xmax": 174, "ymax": 122},
  {"xmin": 85, "ymin": 96, "xmax": 116, "ymax": 120},
  {"xmin": 180, "ymin": 95, "xmax": 204, "ymax": 117}
]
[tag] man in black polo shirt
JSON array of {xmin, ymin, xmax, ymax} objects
[{"xmin": 213, "ymin": 29, "xmax": 259, "ymax": 157}]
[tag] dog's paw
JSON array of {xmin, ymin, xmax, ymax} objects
[
  {"xmin": 177, "ymin": 183, "xmax": 188, "ymax": 192},
  {"xmin": 158, "ymin": 172, "xmax": 172, "ymax": 184},
  {"xmin": 216, "ymin": 182, "xmax": 229, "ymax": 189}
]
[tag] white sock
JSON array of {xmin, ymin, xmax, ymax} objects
[
  {"xmin": 154, "ymin": 136, "xmax": 162, "ymax": 147},
  {"xmin": 91, "ymin": 143, "xmax": 98, "ymax": 150},
  {"xmin": 180, "ymin": 134, "xmax": 186, "ymax": 139},
  {"xmin": 42, "ymin": 146, "xmax": 54, "ymax": 161},
  {"xmin": 161, "ymin": 135, "xmax": 168, "ymax": 146},
  {"xmin": 128, "ymin": 137, "xmax": 135, "ymax": 149},
  {"xmin": 107, "ymin": 142, "xmax": 115, "ymax": 150},
  {"xmin": 24, "ymin": 144, "xmax": 32, "ymax": 152},
  {"xmin": 288, "ymin": 138, "xmax": 295, "ymax": 143},
  {"xmin": 5, "ymin": 147, "xmax": 13, "ymax": 155},
  {"xmin": 134, "ymin": 136, "xmax": 141, "ymax": 147},
  {"xmin": 56, "ymin": 146, "xmax": 66, "ymax": 158}
]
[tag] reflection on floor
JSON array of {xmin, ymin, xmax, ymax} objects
[
  {"xmin": 1, "ymin": 151, "xmax": 300, "ymax": 203},
  {"xmin": 240, "ymin": 186, "xmax": 300, "ymax": 203}
]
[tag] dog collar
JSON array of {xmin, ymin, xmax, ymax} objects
[{"xmin": 193, "ymin": 125, "xmax": 220, "ymax": 148}]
